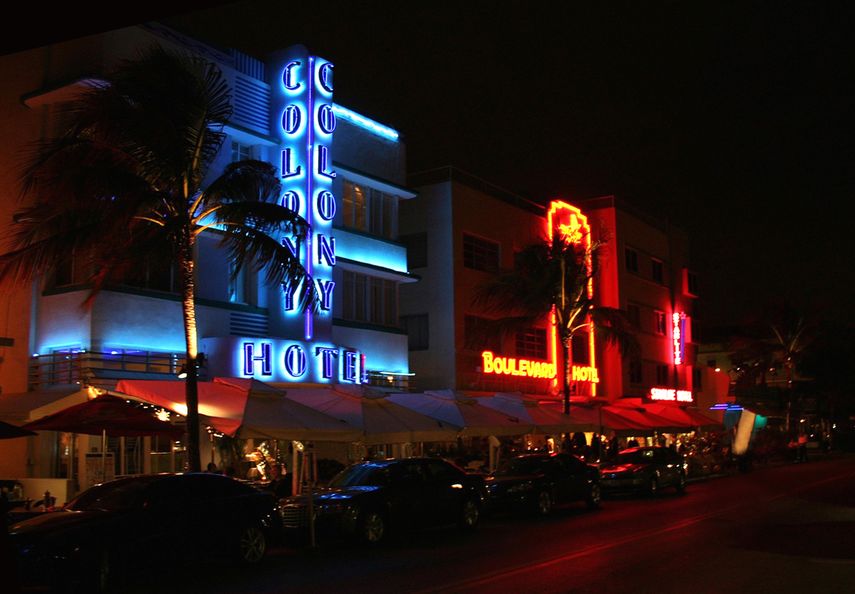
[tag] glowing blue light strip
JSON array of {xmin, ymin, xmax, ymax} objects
[{"xmin": 332, "ymin": 104, "xmax": 399, "ymax": 141}]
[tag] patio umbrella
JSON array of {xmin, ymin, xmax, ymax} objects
[
  {"xmin": 22, "ymin": 394, "xmax": 184, "ymax": 482},
  {"xmin": 481, "ymin": 392, "xmax": 598, "ymax": 434},
  {"xmin": 115, "ymin": 377, "xmax": 362, "ymax": 442},
  {"xmin": 286, "ymin": 385, "xmax": 461, "ymax": 444},
  {"xmin": 388, "ymin": 390, "xmax": 532, "ymax": 437},
  {"xmin": 0, "ymin": 419, "xmax": 36, "ymax": 439}
]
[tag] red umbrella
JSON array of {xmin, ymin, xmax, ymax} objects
[
  {"xmin": 0, "ymin": 420, "xmax": 36, "ymax": 439},
  {"xmin": 22, "ymin": 394, "xmax": 183, "ymax": 439}
]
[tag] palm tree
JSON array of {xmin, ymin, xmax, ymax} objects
[
  {"xmin": 770, "ymin": 311, "xmax": 813, "ymax": 431},
  {"xmin": 474, "ymin": 235, "xmax": 636, "ymax": 414},
  {"xmin": 0, "ymin": 47, "xmax": 315, "ymax": 472}
]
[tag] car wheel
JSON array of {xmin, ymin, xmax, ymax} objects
[
  {"xmin": 359, "ymin": 510, "xmax": 387, "ymax": 544},
  {"xmin": 586, "ymin": 483, "xmax": 601, "ymax": 509},
  {"xmin": 535, "ymin": 490, "xmax": 553, "ymax": 516},
  {"xmin": 238, "ymin": 525, "xmax": 267, "ymax": 564},
  {"xmin": 647, "ymin": 476, "xmax": 658, "ymax": 497},
  {"xmin": 458, "ymin": 498, "xmax": 481, "ymax": 530},
  {"xmin": 676, "ymin": 472, "xmax": 687, "ymax": 494}
]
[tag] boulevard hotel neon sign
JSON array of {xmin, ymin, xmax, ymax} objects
[
  {"xmin": 227, "ymin": 46, "xmax": 363, "ymax": 384},
  {"xmin": 480, "ymin": 201, "xmax": 599, "ymax": 394}
]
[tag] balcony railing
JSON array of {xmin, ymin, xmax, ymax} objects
[{"xmin": 29, "ymin": 351, "xmax": 186, "ymax": 390}]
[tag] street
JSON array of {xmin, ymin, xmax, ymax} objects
[{"xmin": 126, "ymin": 454, "xmax": 855, "ymax": 594}]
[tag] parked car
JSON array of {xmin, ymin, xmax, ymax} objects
[
  {"xmin": 599, "ymin": 446, "xmax": 687, "ymax": 496},
  {"xmin": 8, "ymin": 473, "xmax": 281, "ymax": 593},
  {"xmin": 279, "ymin": 457, "xmax": 487, "ymax": 544},
  {"xmin": 486, "ymin": 452, "xmax": 601, "ymax": 516}
]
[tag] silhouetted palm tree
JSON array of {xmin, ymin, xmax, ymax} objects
[
  {"xmin": 0, "ymin": 48, "xmax": 315, "ymax": 471},
  {"xmin": 474, "ymin": 235, "xmax": 636, "ymax": 414}
]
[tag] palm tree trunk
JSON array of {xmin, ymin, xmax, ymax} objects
[
  {"xmin": 179, "ymin": 235, "xmax": 201, "ymax": 472},
  {"xmin": 562, "ymin": 335, "xmax": 573, "ymax": 415}
]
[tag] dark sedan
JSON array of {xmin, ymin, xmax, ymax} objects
[
  {"xmin": 280, "ymin": 457, "xmax": 487, "ymax": 544},
  {"xmin": 8, "ymin": 473, "xmax": 280, "ymax": 593},
  {"xmin": 599, "ymin": 446, "xmax": 688, "ymax": 496},
  {"xmin": 486, "ymin": 453, "xmax": 601, "ymax": 516}
]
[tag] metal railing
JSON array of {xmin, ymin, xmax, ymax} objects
[{"xmin": 29, "ymin": 351, "xmax": 185, "ymax": 390}]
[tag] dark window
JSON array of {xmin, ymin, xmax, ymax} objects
[
  {"xmin": 341, "ymin": 181, "xmax": 396, "ymax": 239},
  {"xmin": 463, "ymin": 234, "xmax": 499, "ymax": 273},
  {"xmin": 464, "ymin": 315, "xmax": 502, "ymax": 352},
  {"xmin": 516, "ymin": 328, "xmax": 547, "ymax": 359},
  {"xmin": 400, "ymin": 232, "xmax": 428, "ymax": 268},
  {"xmin": 654, "ymin": 310, "xmax": 666, "ymax": 335},
  {"xmin": 684, "ymin": 269, "xmax": 699, "ymax": 296},
  {"xmin": 693, "ymin": 367, "xmax": 703, "ymax": 390},
  {"xmin": 342, "ymin": 271, "xmax": 397, "ymax": 326},
  {"xmin": 400, "ymin": 314, "xmax": 429, "ymax": 351},
  {"xmin": 629, "ymin": 359, "xmax": 642, "ymax": 384},
  {"xmin": 571, "ymin": 333, "xmax": 590, "ymax": 365},
  {"xmin": 625, "ymin": 247, "xmax": 639, "ymax": 273},
  {"xmin": 651, "ymin": 259, "xmax": 664, "ymax": 284},
  {"xmin": 656, "ymin": 364, "xmax": 670, "ymax": 385},
  {"xmin": 627, "ymin": 303, "xmax": 641, "ymax": 328},
  {"xmin": 231, "ymin": 141, "xmax": 253, "ymax": 162}
]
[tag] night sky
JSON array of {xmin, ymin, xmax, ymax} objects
[{"xmin": 4, "ymin": 1, "xmax": 853, "ymax": 330}]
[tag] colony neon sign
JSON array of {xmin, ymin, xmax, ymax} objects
[
  {"xmin": 648, "ymin": 387, "xmax": 694, "ymax": 403},
  {"xmin": 275, "ymin": 48, "xmax": 336, "ymax": 341},
  {"xmin": 672, "ymin": 312, "xmax": 686, "ymax": 365}
]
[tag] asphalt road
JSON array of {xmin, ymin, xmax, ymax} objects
[{"xmin": 126, "ymin": 454, "xmax": 855, "ymax": 594}]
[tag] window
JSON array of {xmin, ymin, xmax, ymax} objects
[
  {"xmin": 230, "ymin": 141, "xmax": 253, "ymax": 162},
  {"xmin": 400, "ymin": 233, "xmax": 428, "ymax": 268},
  {"xmin": 400, "ymin": 314, "xmax": 429, "ymax": 350},
  {"xmin": 656, "ymin": 364, "xmax": 670, "ymax": 385},
  {"xmin": 571, "ymin": 333, "xmax": 590, "ymax": 365},
  {"xmin": 228, "ymin": 260, "xmax": 247, "ymax": 304},
  {"xmin": 341, "ymin": 181, "xmax": 396, "ymax": 238},
  {"xmin": 341, "ymin": 270, "xmax": 397, "ymax": 327},
  {"xmin": 516, "ymin": 328, "xmax": 547, "ymax": 359},
  {"xmin": 625, "ymin": 247, "xmax": 639, "ymax": 273},
  {"xmin": 683, "ymin": 269, "xmax": 699, "ymax": 297},
  {"xmin": 651, "ymin": 258, "xmax": 664, "ymax": 284},
  {"xmin": 654, "ymin": 310, "xmax": 666, "ymax": 335},
  {"xmin": 693, "ymin": 367, "xmax": 703, "ymax": 390},
  {"xmin": 627, "ymin": 303, "xmax": 641, "ymax": 328},
  {"xmin": 464, "ymin": 315, "xmax": 502, "ymax": 352},
  {"xmin": 463, "ymin": 234, "xmax": 499, "ymax": 273},
  {"xmin": 629, "ymin": 358, "xmax": 642, "ymax": 384}
]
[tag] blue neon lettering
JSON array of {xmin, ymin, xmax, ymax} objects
[
  {"xmin": 243, "ymin": 342, "xmax": 272, "ymax": 376},
  {"xmin": 344, "ymin": 351, "xmax": 358, "ymax": 382},
  {"xmin": 282, "ymin": 236, "xmax": 299, "ymax": 259},
  {"xmin": 280, "ymin": 149, "xmax": 302, "ymax": 178},
  {"xmin": 318, "ymin": 104, "xmax": 336, "ymax": 134},
  {"xmin": 316, "ymin": 191, "xmax": 336, "ymax": 221},
  {"xmin": 318, "ymin": 63, "xmax": 334, "ymax": 93},
  {"xmin": 280, "ymin": 190, "xmax": 300, "ymax": 213},
  {"xmin": 315, "ymin": 347, "xmax": 338, "ymax": 379},
  {"xmin": 282, "ymin": 105, "xmax": 302, "ymax": 134},
  {"xmin": 316, "ymin": 145, "xmax": 336, "ymax": 179},
  {"xmin": 317, "ymin": 235, "xmax": 335, "ymax": 266},
  {"xmin": 282, "ymin": 61, "xmax": 301, "ymax": 91},
  {"xmin": 317, "ymin": 279, "xmax": 335, "ymax": 310},
  {"xmin": 282, "ymin": 281, "xmax": 297, "ymax": 310},
  {"xmin": 284, "ymin": 345, "xmax": 307, "ymax": 377}
]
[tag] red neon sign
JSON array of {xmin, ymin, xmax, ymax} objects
[
  {"xmin": 481, "ymin": 351, "xmax": 599, "ymax": 383},
  {"xmin": 648, "ymin": 387, "xmax": 694, "ymax": 403},
  {"xmin": 672, "ymin": 312, "xmax": 686, "ymax": 365}
]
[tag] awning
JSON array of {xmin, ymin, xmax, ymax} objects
[
  {"xmin": 611, "ymin": 398, "xmax": 723, "ymax": 432},
  {"xmin": 389, "ymin": 390, "xmax": 531, "ymax": 437},
  {"xmin": 483, "ymin": 392, "xmax": 598, "ymax": 434}
]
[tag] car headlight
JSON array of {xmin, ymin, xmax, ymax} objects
[{"xmin": 506, "ymin": 482, "xmax": 534, "ymax": 494}]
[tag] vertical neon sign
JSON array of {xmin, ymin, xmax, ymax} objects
[
  {"xmin": 273, "ymin": 47, "xmax": 336, "ymax": 342},
  {"xmin": 672, "ymin": 312, "xmax": 686, "ymax": 365},
  {"xmin": 546, "ymin": 201, "xmax": 597, "ymax": 397}
]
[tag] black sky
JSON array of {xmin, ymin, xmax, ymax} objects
[{"xmin": 5, "ymin": 1, "xmax": 854, "ymax": 329}]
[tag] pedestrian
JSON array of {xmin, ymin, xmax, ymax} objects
[{"xmin": 798, "ymin": 433, "xmax": 808, "ymax": 463}]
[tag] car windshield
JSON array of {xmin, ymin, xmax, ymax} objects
[
  {"xmin": 494, "ymin": 457, "xmax": 547, "ymax": 477},
  {"xmin": 327, "ymin": 463, "xmax": 389, "ymax": 488},
  {"xmin": 66, "ymin": 477, "xmax": 157, "ymax": 511},
  {"xmin": 614, "ymin": 450, "xmax": 655, "ymax": 465}
]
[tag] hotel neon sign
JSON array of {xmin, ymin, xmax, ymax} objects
[{"xmin": 672, "ymin": 311, "xmax": 686, "ymax": 365}]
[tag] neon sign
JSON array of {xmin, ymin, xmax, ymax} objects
[
  {"xmin": 672, "ymin": 312, "xmax": 686, "ymax": 365},
  {"xmin": 242, "ymin": 340, "xmax": 365, "ymax": 384},
  {"xmin": 273, "ymin": 47, "xmax": 336, "ymax": 341},
  {"xmin": 648, "ymin": 387, "xmax": 694, "ymax": 403},
  {"xmin": 480, "ymin": 351, "xmax": 599, "ymax": 383},
  {"xmin": 546, "ymin": 201, "xmax": 597, "ymax": 396}
]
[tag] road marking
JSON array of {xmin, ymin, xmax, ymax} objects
[{"xmin": 413, "ymin": 467, "xmax": 855, "ymax": 594}]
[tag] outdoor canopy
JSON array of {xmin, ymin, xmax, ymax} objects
[
  {"xmin": 388, "ymin": 390, "xmax": 533, "ymax": 437},
  {"xmin": 115, "ymin": 377, "xmax": 362, "ymax": 442},
  {"xmin": 0, "ymin": 420, "xmax": 36, "ymax": 439},
  {"xmin": 481, "ymin": 392, "xmax": 599, "ymax": 434}
]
